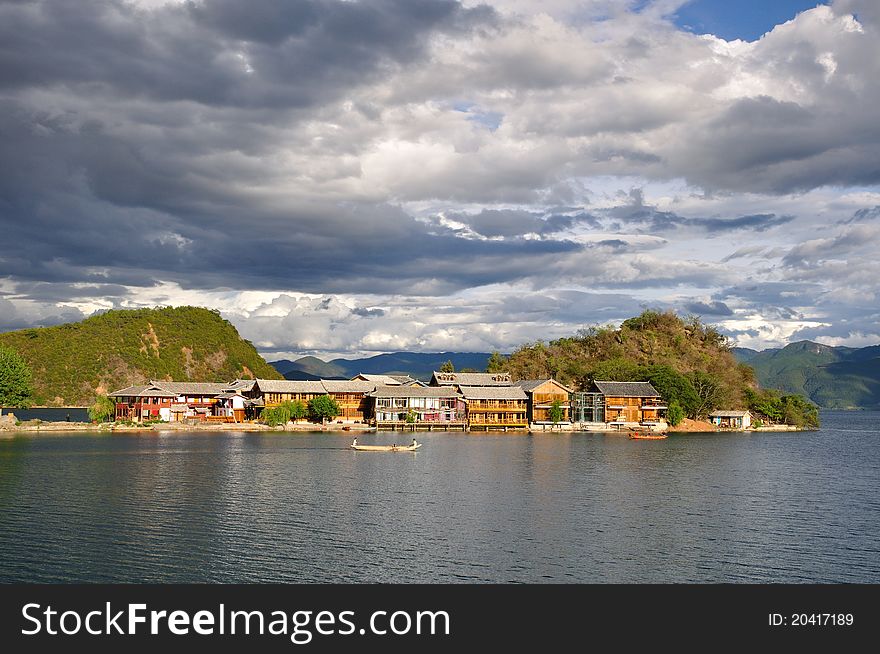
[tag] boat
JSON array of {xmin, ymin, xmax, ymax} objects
[
  {"xmin": 350, "ymin": 439, "xmax": 422, "ymax": 452},
  {"xmin": 628, "ymin": 431, "xmax": 668, "ymax": 440}
]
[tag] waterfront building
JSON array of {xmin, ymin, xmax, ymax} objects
[
  {"xmin": 319, "ymin": 380, "xmax": 376, "ymax": 422},
  {"xmin": 109, "ymin": 381, "xmax": 231, "ymax": 422},
  {"xmin": 590, "ymin": 381, "xmax": 666, "ymax": 425},
  {"xmin": 369, "ymin": 385, "xmax": 466, "ymax": 429},
  {"xmin": 459, "ymin": 385, "xmax": 528, "ymax": 431},
  {"xmin": 709, "ymin": 410, "xmax": 752, "ymax": 429},
  {"xmin": 515, "ymin": 378, "xmax": 574, "ymax": 425},
  {"xmin": 253, "ymin": 379, "xmax": 327, "ymax": 407}
]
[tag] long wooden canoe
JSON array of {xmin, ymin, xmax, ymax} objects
[
  {"xmin": 628, "ymin": 432, "xmax": 668, "ymax": 440},
  {"xmin": 351, "ymin": 443, "xmax": 422, "ymax": 452}
]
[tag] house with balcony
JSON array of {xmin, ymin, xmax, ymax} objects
[
  {"xmin": 515, "ymin": 378, "xmax": 574, "ymax": 426},
  {"xmin": 369, "ymin": 386, "xmax": 466, "ymax": 430},
  {"xmin": 459, "ymin": 385, "xmax": 528, "ymax": 431},
  {"xmin": 590, "ymin": 381, "xmax": 667, "ymax": 427}
]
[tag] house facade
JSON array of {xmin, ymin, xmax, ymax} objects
[
  {"xmin": 459, "ymin": 385, "xmax": 528, "ymax": 431},
  {"xmin": 515, "ymin": 379, "xmax": 574, "ymax": 424},
  {"xmin": 709, "ymin": 410, "xmax": 752, "ymax": 429},
  {"xmin": 370, "ymin": 386, "xmax": 465, "ymax": 428},
  {"xmin": 591, "ymin": 381, "xmax": 666, "ymax": 425},
  {"xmin": 320, "ymin": 380, "xmax": 375, "ymax": 422},
  {"xmin": 110, "ymin": 381, "xmax": 231, "ymax": 422}
]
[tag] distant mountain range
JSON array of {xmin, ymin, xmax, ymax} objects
[
  {"xmin": 270, "ymin": 352, "xmax": 496, "ymax": 381},
  {"xmin": 733, "ymin": 341, "xmax": 880, "ymax": 409}
]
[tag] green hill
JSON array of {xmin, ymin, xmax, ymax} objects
[
  {"xmin": 0, "ymin": 306, "xmax": 282, "ymax": 406},
  {"xmin": 504, "ymin": 310, "xmax": 818, "ymax": 426},
  {"xmin": 735, "ymin": 341, "xmax": 880, "ymax": 409}
]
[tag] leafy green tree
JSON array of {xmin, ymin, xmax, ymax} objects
[
  {"xmin": 88, "ymin": 394, "xmax": 116, "ymax": 422},
  {"xmin": 262, "ymin": 404, "xmax": 291, "ymax": 426},
  {"xmin": 486, "ymin": 351, "xmax": 508, "ymax": 373},
  {"xmin": 308, "ymin": 395, "xmax": 340, "ymax": 422},
  {"xmin": 439, "ymin": 360, "xmax": 455, "ymax": 373},
  {"xmin": 666, "ymin": 400, "xmax": 685, "ymax": 426},
  {"xmin": 0, "ymin": 346, "xmax": 34, "ymax": 408},
  {"xmin": 589, "ymin": 357, "xmax": 643, "ymax": 382},
  {"xmin": 548, "ymin": 399, "xmax": 565, "ymax": 424},
  {"xmin": 287, "ymin": 400, "xmax": 307, "ymax": 422},
  {"xmin": 644, "ymin": 365, "xmax": 700, "ymax": 416},
  {"xmin": 405, "ymin": 408, "xmax": 417, "ymax": 423}
]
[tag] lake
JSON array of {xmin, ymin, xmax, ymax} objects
[{"xmin": 0, "ymin": 410, "xmax": 877, "ymax": 583}]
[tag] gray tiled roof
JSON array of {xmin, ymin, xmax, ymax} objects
[
  {"xmin": 149, "ymin": 381, "xmax": 229, "ymax": 395},
  {"xmin": 431, "ymin": 372, "xmax": 512, "ymax": 386},
  {"xmin": 458, "ymin": 385, "xmax": 527, "ymax": 400},
  {"xmin": 352, "ymin": 374, "xmax": 403, "ymax": 385},
  {"xmin": 369, "ymin": 386, "xmax": 462, "ymax": 398},
  {"xmin": 255, "ymin": 379, "xmax": 327, "ymax": 394},
  {"xmin": 709, "ymin": 410, "xmax": 751, "ymax": 417},
  {"xmin": 515, "ymin": 378, "xmax": 575, "ymax": 394},
  {"xmin": 320, "ymin": 380, "xmax": 376, "ymax": 393},
  {"xmin": 593, "ymin": 381, "xmax": 660, "ymax": 397},
  {"xmin": 108, "ymin": 384, "xmax": 151, "ymax": 397}
]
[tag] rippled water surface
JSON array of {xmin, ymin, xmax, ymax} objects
[{"xmin": 1, "ymin": 411, "xmax": 878, "ymax": 583}]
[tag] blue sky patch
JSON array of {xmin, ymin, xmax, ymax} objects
[{"xmin": 673, "ymin": 0, "xmax": 827, "ymax": 41}]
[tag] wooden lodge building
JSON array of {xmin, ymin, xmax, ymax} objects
[
  {"xmin": 515, "ymin": 379, "xmax": 574, "ymax": 426},
  {"xmin": 458, "ymin": 386, "xmax": 529, "ymax": 431},
  {"xmin": 578, "ymin": 381, "xmax": 666, "ymax": 426}
]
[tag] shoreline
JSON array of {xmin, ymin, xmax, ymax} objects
[{"xmin": 0, "ymin": 421, "xmax": 812, "ymax": 434}]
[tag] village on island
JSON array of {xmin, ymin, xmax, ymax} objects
[{"xmin": 92, "ymin": 371, "xmax": 768, "ymax": 435}]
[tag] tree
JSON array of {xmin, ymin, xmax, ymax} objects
[
  {"xmin": 687, "ymin": 371, "xmax": 725, "ymax": 419},
  {"xmin": 88, "ymin": 394, "xmax": 115, "ymax": 422},
  {"xmin": 644, "ymin": 364, "xmax": 700, "ymax": 417},
  {"xmin": 666, "ymin": 400, "xmax": 685, "ymax": 426},
  {"xmin": 262, "ymin": 404, "xmax": 291, "ymax": 426},
  {"xmin": 548, "ymin": 399, "xmax": 565, "ymax": 425},
  {"xmin": 439, "ymin": 360, "xmax": 455, "ymax": 373},
  {"xmin": 486, "ymin": 351, "xmax": 507, "ymax": 373},
  {"xmin": 288, "ymin": 400, "xmax": 307, "ymax": 422},
  {"xmin": 308, "ymin": 395, "xmax": 340, "ymax": 423},
  {"xmin": 0, "ymin": 346, "xmax": 34, "ymax": 409}
]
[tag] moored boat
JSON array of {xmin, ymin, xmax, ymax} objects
[
  {"xmin": 350, "ymin": 439, "xmax": 422, "ymax": 452},
  {"xmin": 629, "ymin": 431, "xmax": 668, "ymax": 440}
]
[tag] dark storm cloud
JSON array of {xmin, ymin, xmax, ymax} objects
[
  {"xmin": 0, "ymin": 0, "xmax": 494, "ymax": 109},
  {"xmin": 603, "ymin": 190, "xmax": 795, "ymax": 234},
  {"xmin": 683, "ymin": 301, "xmax": 734, "ymax": 316},
  {"xmin": 445, "ymin": 209, "xmax": 598, "ymax": 238}
]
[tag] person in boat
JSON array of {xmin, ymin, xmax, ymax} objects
[
  {"xmin": 351, "ymin": 438, "xmax": 357, "ymax": 447},
  {"xmin": 411, "ymin": 438, "xmax": 418, "ymax": 448}
]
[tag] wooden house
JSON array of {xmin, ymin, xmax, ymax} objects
[
  {"xmin": 369, "ymin": 386, "xmax": 465, "ymax": 429},
  {"xmin": 459, "ymin": 385, "xmax": 528, "ymax": 431},
  {"xmin": 254, "ymin": 380, "xmax": 327, "ymax": 407},
  {"xmin": 515, "ymin": 379, "xmax": 574, "ymax": 424},
  {"xmin": 320, "ymin": 380, "xmax": 376, "ymax": 422},
  {"xmin": 709, "ymin": 410, "xmax": 752, "ymax": 429},
  {"xmin": 109, "ymin": 381, "xmax": 229, "ymax": 422},
  {"xmin": 591, "ymin": 381, "xmax": 666, "ymax": 425}
]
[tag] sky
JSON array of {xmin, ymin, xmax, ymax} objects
[{"xmin": 1, "ymin": 0, "xmax": 878, "ymax": 361}]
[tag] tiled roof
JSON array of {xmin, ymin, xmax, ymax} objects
[
  {"xmin": 515, "ymin": 378, "xmax": 575, "ymax": 394},
  {"xmin": 431, "ymin": 372, "xmax": 512, "ymax": 386},
  {"xmin": 255, "ymin": 379, "xmax": 327, "ymax": 394},
  {"xmin": 369, "ymin": 386, "xmax": 462, "ymax": 398},
  {"xmin": 353, "ymin": 374, "xmax": 403, "ymax": 385},
  {"xmin": 458, "ymin": 385, "xmax": 527, "ymax": 400},
  {"xmin": 108, "ymin": 384, "xmax": 151, "ymax": 397},
  {"xmin": 320, "ymin": 380, "xmax": 376, "ymax": 393},
  {"xmin": 709, "ymin": 410, "xmax": 751, "ymax": 417},
  {"xmin": 149, "ymin": 381, "xmax": 229, "ymax": 395},
  {"xmin": 593, "ymin": 381, "xmax": 660, "ymax": 398}
]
